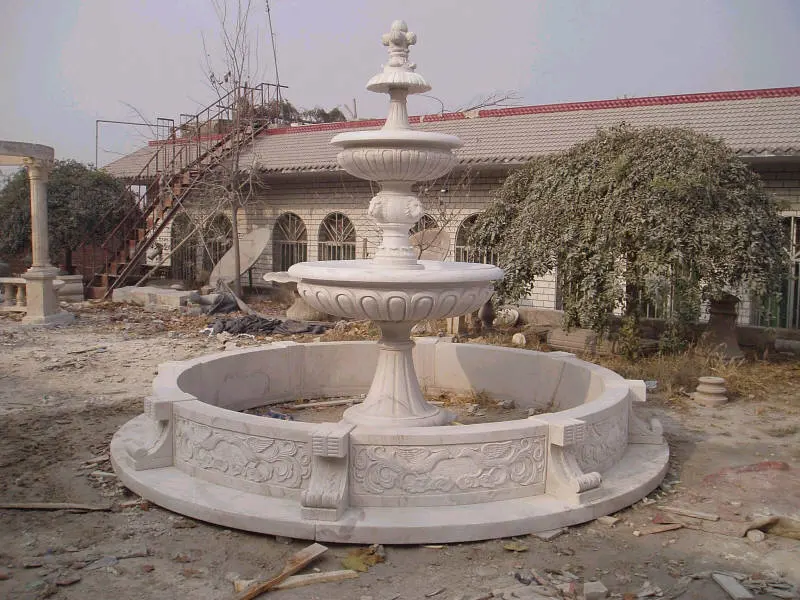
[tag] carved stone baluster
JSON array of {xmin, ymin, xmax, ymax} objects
[
  {"xmin": 16, "ymin": 283, "xmax": 26, "ymax": 307},
  {"xmin": 126, "ymin": 393, "xmax": 192, "ymax": 470},
  {"xmin": 545, "ymin": 418, "xmax": 603, "ymax": 505},
  {"xmin": 3, "ymin": 282, "xmax": 14, "ymax": 307},
  {"xmin": 301, "ymin": 422, "xmax": 355, "ymax": 521}
]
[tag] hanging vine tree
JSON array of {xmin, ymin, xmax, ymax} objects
[{"xmin": 469, "ymin": 124, "xmax": 788, "ymax": 348}]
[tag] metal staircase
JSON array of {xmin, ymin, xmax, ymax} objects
[{"xmin": 79, "ymin": 83, "xmax": 284, "ymax": 299}]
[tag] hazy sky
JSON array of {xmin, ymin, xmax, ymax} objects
[{"xmin": 1, "ymin": 0, "xmax": 799, "ymax": 167}]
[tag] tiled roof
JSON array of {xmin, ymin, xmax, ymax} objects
[{"xmin": 104, "ymin": 86, "xmax": 800, "ymax": 179}]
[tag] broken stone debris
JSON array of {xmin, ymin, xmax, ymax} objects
[
  {"xmin": 745, "ymin": 529, "xmax": 766, "ymax": 542},
  {"xmin": 583, "ymin": 580, "xmax": 609, "ymax": 599},
  {"xmin": 209, "ymin": 315, "xmax": 329, "ymax": 336},
  {"xmin": 711, "ymin": 573, "xmax": 754, "ymax": 600},
  {"xmin": 533, "ymin": 527, "xmax": 567, "ymax": 541}
]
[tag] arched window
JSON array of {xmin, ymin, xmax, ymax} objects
[
  {"xmin": 202, "ymin": 213, "xmax": 233, "ymax": 273},
  {"xmin": 410, "ymin": 214, "xmax": 438, "ymax": 235},
  {"xmin": 170, "ymin": 213, "xmax": 200, "ymax": 283},
  {"xmin": 455, "ymin": 214, "xmax": 497, "ymax": 265},
  {"xmin": 409, "ymin": 214, "xmax": 451, "ymax": 260},
  {"xmin": 318, "ymin": 212, "xmax": 356, "ymax": 261},
  {"xmin": 272, "ymin": 212, "xmax": 307, "ymax": 271}
]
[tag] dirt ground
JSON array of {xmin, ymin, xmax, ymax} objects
[{"xmin": 1, "ymin": 302, "xmax": 799, "ymax": 600}]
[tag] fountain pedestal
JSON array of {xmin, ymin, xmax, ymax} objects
[{"xmin": 344, "ymin": 321, "xmax": 452, "ymax": 426}]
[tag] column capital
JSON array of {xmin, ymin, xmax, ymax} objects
[{"xmin": 22, "ymin": 157, "xmax": 53, "ymax": 181}]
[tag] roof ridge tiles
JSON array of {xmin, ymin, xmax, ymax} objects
[
  {"xmin": 477, "ymin": 86, "xmax": 800, "ymax": 117},
  {"xmin": 255, "ymin": 85, "xmax": 799, "ymax": 138}
]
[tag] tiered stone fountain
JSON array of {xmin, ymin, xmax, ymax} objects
[
  {"xmin": 111, "ymin": 21, "xmax": 668, "ymax": 543},
  {"xmin": 289, "ymin": 20, "xmax": 502, "ymax": 428}
]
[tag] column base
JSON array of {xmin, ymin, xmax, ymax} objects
[
  {"xmin": 22, "ymin": 266, "xmax": 67, "ymax": 325},
  {"xmin": 343, "ymin": 403, "xmax": 454, "ymax": 428},
  {"xmin": 22, "ymin": 311, "xmax": 74, "ymax": 326}
]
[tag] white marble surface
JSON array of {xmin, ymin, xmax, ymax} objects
[{"xmin": 112, "ymin": 339, "xmax": 668, "ymax": 542}]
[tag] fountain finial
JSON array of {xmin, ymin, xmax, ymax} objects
[
  {"xmin": 367, "ymin": 20, "xmax": 430, "ymax": 95},
  {"xmin": 382, "ymin": 20, "xmax": 417, "ymax": 69}
]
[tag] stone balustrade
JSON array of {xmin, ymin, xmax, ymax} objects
[
  {"xmin": 0, "ymin": 276, "xmax": 73, "ymax": 313},
  {"xmin": 0, "ymin": 277, "xmax": 28, "ymax": 312}
]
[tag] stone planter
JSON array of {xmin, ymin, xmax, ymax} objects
[{"xmin": 705, "ymin": 294, "xmax": 744, "ymax": 359}]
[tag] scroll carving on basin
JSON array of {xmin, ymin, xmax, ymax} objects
[{"xmin": 298, "ymin": 281, "xmax": 492, "ymax": 321}]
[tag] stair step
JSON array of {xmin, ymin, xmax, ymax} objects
[{"xmin": 86, "ymin": 286, "xmax": 107, "ymax": 300}]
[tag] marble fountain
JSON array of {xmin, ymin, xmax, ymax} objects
[{"xmin": 111, "ymin": 21, "xmax": 668, "ymax": 543}]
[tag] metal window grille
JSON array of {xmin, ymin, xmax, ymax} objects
[
  {"xmin": 752, "ymin": 216, "xmax": 800, "ymax": 329},
  {"xmin": 170, "ymin": 214, "xmax": 199, "ymax": 284},
  {"xmin": 318, "ymin": 212, "xmax": 357, "ymax": 261},
  {"xmin": 272, "ymin": 212, "xmax": 307, "ymax": 272},
  {"xmin": 454, "ymin": 214, "xmax": 498, "ymax": 265}
]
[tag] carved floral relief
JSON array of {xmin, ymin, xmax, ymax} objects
[
  {"xmin": 351, "ymin": 437, "xmax": 546, "ymax": 495},
  {"xmin": 174, "ymin": 418, "xmax": 311, "ymax": 489},
  {"xmin": 575, "ymin": 410, "xmax": 628, "ymax": 473}
]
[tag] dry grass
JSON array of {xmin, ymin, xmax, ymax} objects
[
  {"xmin": 593, "ymin": 348, "xmax": 800, "ymax": 405},
  {"xmin": 319, "ymin": 320, "xmax": 381, "ymax": 342},
  {"xmin": 425, "ymin": 388, "xmax": 495, "ymax": 408}
]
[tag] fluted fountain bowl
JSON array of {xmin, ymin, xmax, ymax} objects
[
  {"xmin": 288, "ymin": 259, "xmax": 502, "ymax": 322},
  {"xmin": 333, "ymin": 130, "xmax": 462, "ymax": 183}
]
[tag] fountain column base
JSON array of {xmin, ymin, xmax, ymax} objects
[{"xmin": 343, "ymin": 321, "xmax": 454, "ymax": 428}]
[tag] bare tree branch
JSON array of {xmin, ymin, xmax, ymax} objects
[{"xmin": 454, "ymin": 90, "xmax": 523, "ymax": 113}]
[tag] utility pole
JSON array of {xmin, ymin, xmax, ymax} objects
[{"xmin": 265, "ymin": 0, "xmax": 282, "ymax": 103}]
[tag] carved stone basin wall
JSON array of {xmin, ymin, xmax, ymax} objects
[{"xmin": 111, "ymin": 339, "xmax": 668, "ymax": 543}]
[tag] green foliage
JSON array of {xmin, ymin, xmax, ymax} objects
[
  {"xmin": 617, "ymin": 315, "xmax": 642, "ymax": 360},
  {"xmin": 265, "ymin": 99, "xmax": 301, "ymax": 123},
  {"xmin": 301, "ymin": 106, "xmax": 347, "ymax": 124},
  {"xmin": 0, "ymin": 160, "xmax": 130, "ymax": 269},
  {"xmin": 469, "ymin": 124, "xmax": 788, "ymax": 344}
]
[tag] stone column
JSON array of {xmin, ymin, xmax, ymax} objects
[
  {"xmin": 21, "ymin": 158, "xmax": 72, "ymax": 325},
  {"xmin": 25, "ymin": 158, "xmax": 53, "ymax": 270}
]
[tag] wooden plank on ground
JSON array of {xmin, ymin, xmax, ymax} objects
[
  {"xmin": 233, "ymin": 543, "xmax": 328, "ymax": 600},
  {"xmin": 0, "ymin": 502, "xmax": 113, "ymax": 512}
]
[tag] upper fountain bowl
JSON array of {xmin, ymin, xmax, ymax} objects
[{"xmin": 332, "ymin": 129, "xmax": 462, "ymax": 183}]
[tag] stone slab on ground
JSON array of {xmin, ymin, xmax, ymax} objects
[
  {"xmin": 583, "ymin": 580, "xmax": 609, "ymax": 599},
  {"xmin": 711, "ymin": 573, "xmax": 754, "ymax": 599},
  {"xmin": 112, "ymin": 286, "xmax": 194, "ymax": 309}
]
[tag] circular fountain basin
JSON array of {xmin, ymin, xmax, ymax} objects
[{"xmin": 111, "ymin": 338, "xmax": 668, "ymax": 543}]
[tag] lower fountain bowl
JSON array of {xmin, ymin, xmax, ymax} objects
[
  {"xmin": 111, "ymin": 338, "xmax": 668, "ymax": 543},
  {"xmin": 289, "ymin": 259, "xmax": 503, "ymax": 321}
]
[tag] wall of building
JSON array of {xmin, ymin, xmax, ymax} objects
[
  {"xmin": 758, "ymin": 164, "xmax": 800, "ymax": 214},
  {"xmin": 237, "ymin": 168, "xmax": 560, "ymax": 309},
  {"xmin": 179, "ymin": 162, "xmax": 799, "ymax": 323}
]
